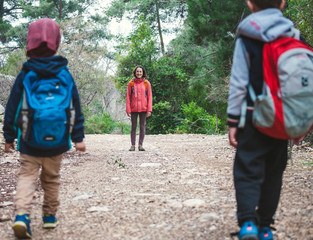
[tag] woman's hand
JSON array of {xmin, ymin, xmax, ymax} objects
[
  {"xmin": 127, "ymin": 112, "xmax": 131, "ymax": 117},
  {"xmin": 147, "ymin": 112, "xmax": 151, "ymax": 117}
]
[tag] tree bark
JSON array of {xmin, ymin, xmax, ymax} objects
[
  {"xmin": 215, "ymin": 104, "xmax": 219, "ymax": 133},
  {"xmin": 59, "ymin": 0, "xmax": 62, "ymax": 21}
]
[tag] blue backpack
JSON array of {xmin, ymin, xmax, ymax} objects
[{"xmin": 20, "ymin": 68, "xmax": 75, "ymax": 149}]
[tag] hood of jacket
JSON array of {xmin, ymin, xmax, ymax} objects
[
  {"xmin": 237, "ymin": 8, "xmax": 294, "ymax": 42},
  {"xmin": 22, "ymin": 55, "xmax": 68, "ymax": 77}
]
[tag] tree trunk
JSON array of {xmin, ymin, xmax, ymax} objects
[
  {"xmin": 0, "ymin": 0, "xmax": 6, "ymax": 43},
  {"xmin": 155, "ymin": 1, "xmax": 165, "ymax": 55},
  {"xmin": 215, "ymin": 103, "xmax": 219, "ymax": 132},
  {"xmin": 58, "ymin": 0, "xmax": 62, "ymax": 21}
]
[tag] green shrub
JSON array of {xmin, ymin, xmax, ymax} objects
[
  {"xmin": 85, "ymin": 112, "xmax": 116, "ymax": 134},
  {"xmin": 176, "ymin": 101, "xmax": 221, "ymax": 134},
  {"xmin": 147, "ymin": 101, "xmax": 177, "ymax": 134},
  {"xmin": 114, "ymin": 121, "xmax": 131, "ymax": 135}
]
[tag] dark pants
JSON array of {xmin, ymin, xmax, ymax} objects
[
  {"xmin": 130, "ymin": 112, "xmax": 147, "ymax": 146},
  {"xmin": 234, "ymin": 119, "xmax": 288, "ymax": 227}
]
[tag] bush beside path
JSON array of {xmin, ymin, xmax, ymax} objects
[{"xmin": 0, "ymin": 134, "xmax": 312, "ymax": 239}]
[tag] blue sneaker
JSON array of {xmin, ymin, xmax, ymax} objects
[
  {"xmin": 239, "ymin": 221, "xmax": 258, "ymax": 240},
  {"xmin": 259, "ymin": 226, "xmax": 274, "ymax": 240},
  {"xmin": 42, "ymin": 214, "xmax": 58, "ymax": 229},
  {"xmin": 12, "ymin": 214, "xmax": 32, "ymax": 239}
]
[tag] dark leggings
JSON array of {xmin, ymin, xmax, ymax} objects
[{"xmin": 130, "ymin": 112, "xmax": 147, "ymax": 146}]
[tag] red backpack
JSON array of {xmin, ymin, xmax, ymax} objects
[{"xmin": 250, "ymin": 37, "xmax": 313, "ymax": 139}]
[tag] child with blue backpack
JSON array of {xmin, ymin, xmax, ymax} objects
[
  {"xmin": 227, "ymin": 0, "xmax": 310, "ymax": 239},
  {"xmin": 3, "ymin": 18, "xmax": 86, "ymax": 239}
]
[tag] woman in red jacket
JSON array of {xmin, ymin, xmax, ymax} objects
[{"xmin": 126, "ymin": 66, "xmax": 153, "ymax": 151}]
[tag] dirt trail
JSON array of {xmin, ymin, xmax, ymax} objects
[{"xmin": 0, "ymin": 134, "xmax": 312, "ymax": 240}]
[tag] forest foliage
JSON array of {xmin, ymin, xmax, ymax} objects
[{"xmin": 1, "ymin": 0, "xmax": 313, "ymax": 135}]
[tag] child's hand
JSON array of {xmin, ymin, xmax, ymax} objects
[
  {"xmin": 147, "ymin": 112, "xmax": 151, "ymax": 117},
  {"xmin": 228, "ymin": 127, "xmax": 238, "ymax": 148},
  {"xmin": 4, "ymin": 143, "xmax": 15, "ymax": 153},
  {"xmin": 74, "ymin": 142, "xmax": 86, "ymax": 152}
]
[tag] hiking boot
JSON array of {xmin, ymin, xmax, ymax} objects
[
  {"xmin": 138, "ymin": 145, "xmax": 145, "ymax": 151},
  {"xmin": 129, "ymin": 145, "xmax": 135, "ymax": 151},
  {"xmin": 239, "ymin": 221, "xmax": 258, "ymax": 240},
  {"xmin": 13, "ymin": 214, "xmax": 32, "ymax": 239},
  {"xmin": 259, "ymin": 226, "xmax": 274, "ymax": 240},
  {"xmin": 42, "ymin": 214, "xmax": 58, "ymax": 228}
]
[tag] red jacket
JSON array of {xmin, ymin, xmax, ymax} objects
[{"xmin": 126, "ymin": 78, "xmax": 152, "ymax": 114}]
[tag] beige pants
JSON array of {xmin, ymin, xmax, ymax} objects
[{"xmin": 14, "ymin": 153, "xmax": 62, "ymax": 216}]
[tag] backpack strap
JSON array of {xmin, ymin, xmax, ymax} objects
[
  {"xmin": 238, "ymin": 98, "xmax": 247, "ymax": 128},
  {"xmin": 130, "ymin": 79, "xmax": 135, "ymax": 96},
  {"xmin": 144, "ymin": 79, "xmax": 148, "ymax": 90},
  {"xmin": 239, "ymin": 84, "xmax": 257, "ymax": 127},
  {"xmin": 20, "ymin": 89, "xmax": 33, "ymax": 140},
  {"xmin": 144, "ymin": 79, "xmax": 148, "ymax": 97},
  {"xmin": 248, "ymin": 84, "xmax": 257, "ymax": 102},
  {"xmin": 68, "ymin": 100, "xmax": 75, "ymax": 134},
  {"xmin": 22, "ymin": 89, "xmax": 28, "ymax": 109},
  {"xmin": 21, "ymin": 89, "xmax": 28, "ymax": 139}
]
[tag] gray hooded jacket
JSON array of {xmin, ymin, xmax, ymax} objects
[{"xmin": 227, "ymin": 8, "xmax": 298, "ymax": 126}]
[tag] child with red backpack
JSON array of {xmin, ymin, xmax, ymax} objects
[
  {"xmin": 227, "ymin": 0, "xmax": 313, "ymax": 239},
  {"xmin": 3, "ymin": 18, "xmax": 86, "ymax": 239}
]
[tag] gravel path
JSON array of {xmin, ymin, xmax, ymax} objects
[{"xmin": 0, "ymin": 134, "xmax": 312, "ymax": 240}]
